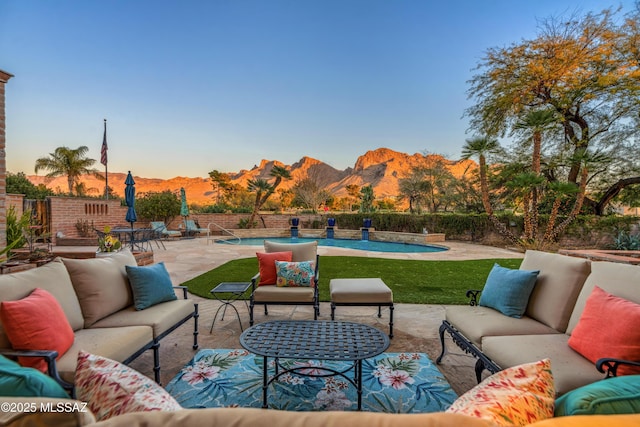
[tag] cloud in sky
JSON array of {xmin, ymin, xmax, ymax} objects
[{"xmin": 2, "ymin": 0, "xmax": 632, "ymax": 178}]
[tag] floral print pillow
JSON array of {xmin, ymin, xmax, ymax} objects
[
  {"xmin": 275, "ymin": 260, "xmax": 315, "ymax": 287},
  {"xmin": 75, "ymin": 351, "xmax": 182, "ymax": 421},
  {"xmin": 446, "ymin": 358, "xmax": 555, "ymax": 426}
]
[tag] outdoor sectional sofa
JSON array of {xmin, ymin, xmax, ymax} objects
[
  {"xmin": 0, "ymin": 250, "xmax": 199, "ymax": 391},
  {"xmin": 437, "ymin": 249, "xmax": 640, "ymax": 395},
  {"xmin": 1, "ymin": 397, "xmax": 639, "ymax": 426}
]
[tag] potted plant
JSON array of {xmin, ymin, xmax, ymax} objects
[{"xmin": 97, "ymin": 226, "xmax": 122, "ymax": 255}]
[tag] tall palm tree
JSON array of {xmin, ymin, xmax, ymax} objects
[
  {"xmin": 462, "ymin": 137, "xmax": 520, "ymax": 245},
  {"xmin": 514, "ymin": 109, "xmax": 557, "ymax": 174},
  {"xmin": 34, "ymin": 146, "xmax": 103, "ymax": 195},
  {"xmin": 514, "ymin": 109, "xmax": 558, "ymax": 241},
  {"xmin": 461, "ymin": 137, "xmax": 501, "ymax": 216},
  {"xmin": 246, "ymin": 165, "xmax": 292, "ymax": 228}
]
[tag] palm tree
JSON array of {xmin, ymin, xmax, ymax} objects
[
  {"xmin": 461, "ymin": 137, "xmax": 501, "ymax": 216},
  {"xmin": 514, "ymin": 109, "xmax": 558, "ymax": 241},
  {"xmin": 246, "ymin": 165, "xmax": 292, "ymax": 228},
  {"xmin": 34, "ymin": 146, "xmax": 103, "ymax": 195},
  {"xmin": 462, "ymin": 137, "xmax": 520, "ymax": 245},
  {"xmin": 514, "ymin": 109, "xmax": 557, "ymax": 175}
]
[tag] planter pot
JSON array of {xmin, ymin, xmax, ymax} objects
[
  {"xmin": 327, "ymin": 218, "xmax": 336, "ymax": 227},
  {"xmin": 291, "ymin": 218, "xmax": 300, "ymax": 227},
  {"xmin": 363, "ymin": 218, "xmax": 372, "ymax": 228}
]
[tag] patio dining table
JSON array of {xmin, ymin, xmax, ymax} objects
[{"xmin": 110, "ymin": 227, "xmax": 154, "ymax": 251}]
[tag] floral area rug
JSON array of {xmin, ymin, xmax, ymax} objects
[{"xmin": 165, "ymin": 349, "xmax": 457, "ymax": 413}]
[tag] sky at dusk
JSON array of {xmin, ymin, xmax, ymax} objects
[{"xmin": 1, "ymin": 0, "xmax": 635, "ymax": 179}]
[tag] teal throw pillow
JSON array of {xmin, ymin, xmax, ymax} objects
[
  {"xmin": 555, "ymin": 375, "xmax": 640, "ymax": 416},
  {"xmin": 478, "ymin": 264, "xmax": 539, "ymax": 318},
  {"xmin": 0, "ymin": 355, "xmax": 68, "ymax": 398},
  {"xmin": 126, "ymin": 262, "xmax": 177, "ymax": 310}
]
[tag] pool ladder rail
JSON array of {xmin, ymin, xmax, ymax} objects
[{"xmin": 207, "ymin": 222, "xmax": 241, "ymax": 245}]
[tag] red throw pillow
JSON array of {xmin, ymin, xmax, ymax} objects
[
  {"xmin": 0, "ymin": 288, "xmax": 75, "ymax": 372},
  {"xmin": 257, "ymin": 251, "xmax": 292, "ymax": 285},
  {"xmin": 568, "ymin": 286, "xmax": 640, "ymax": 375}
]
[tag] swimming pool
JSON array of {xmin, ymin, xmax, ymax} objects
[{"xmin": 219, "ymin": 237, "xmax": 447, "ymax": 253}]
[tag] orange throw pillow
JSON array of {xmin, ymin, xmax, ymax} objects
[
  {"xmin": 257, "ymin": 251, "xmax": 292, "ymax": 285},
  {"xmin": 0, "ymin": 288, "xmax": 75, "ymax": 372},
  {"xmin": 568, "ymin": 286, "xmax": 640, "ymax": 375}
]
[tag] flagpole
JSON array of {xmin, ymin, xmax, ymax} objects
[{"xmin": 102, "ymin": 119, "xmax": 109, "ymax": 199}]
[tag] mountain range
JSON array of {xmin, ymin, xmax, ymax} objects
[{"xmin": 25, "ymin": 147, "xmax": 476, "ymax": 205}]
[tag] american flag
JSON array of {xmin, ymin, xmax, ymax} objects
[{"xmin": 100, "ymin": 121, "xmax": 108, "ymax": 166}]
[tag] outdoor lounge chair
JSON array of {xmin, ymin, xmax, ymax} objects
[
  {"xmin": 150, "ymin": 221, "xmax": 182, "ymax": 240},
  {"xmin": 183, "ymin": 219, "xmax": 209, "ymax": 237},
  {"xmin": 249, "ymin": 240, "xmax": 320, "ymax": 326}
]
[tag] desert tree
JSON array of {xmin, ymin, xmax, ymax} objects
[
  {"xmin": 467, "ymin": 7, "xmax": 640, "ymax": 217},
  {"xmin": 246, "ymin": 165, "xmax": 292, "ymax": 228}
]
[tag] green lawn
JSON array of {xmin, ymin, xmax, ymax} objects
[{"xmin": 182, "ymin": 256, "xmax": 523, "ymax": 305}]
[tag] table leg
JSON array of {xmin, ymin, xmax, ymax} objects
[
  {"xmin": 356, "ymin": 359, "xmax": 363, "ymax": 411},
  {"xmin": 262, "ymin": 356, "xmax": 268, "ymax": 408}
]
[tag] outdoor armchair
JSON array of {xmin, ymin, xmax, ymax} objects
[{"xmin": 249, "ymin": 240, "xmax": 320, "ymax": 326}]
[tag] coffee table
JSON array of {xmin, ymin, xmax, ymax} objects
[{"xmin": 239, "ymin": 320, "xmax": 390, "ymax": 410}]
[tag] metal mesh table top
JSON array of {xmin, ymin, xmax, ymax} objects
[
  {"xmin": 240, "ymin": 320, "xmax": 390, "ymax": 361},
  {"xmin": 211, "ymin": 282, "xmax": 251, "ymax": 294}
]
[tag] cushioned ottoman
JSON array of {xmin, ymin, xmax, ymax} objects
[{"xmin": 330, "ymin": 278, "xmax": 394, "ymax": 338}]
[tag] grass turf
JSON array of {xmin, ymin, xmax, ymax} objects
[{"xmin": 182, "ymin": 256, "xmax": 523, "ymax": 305}]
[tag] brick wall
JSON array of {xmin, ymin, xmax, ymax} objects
[
  {"xmin": 49, "ymin": 197, "xmax": 128, "ymax": 242},
  {"xmin": 6, "ymin": 194, "xmax": 24, "ymax": 217},
  {"xmin": 189, "ymin": 213, "xmax": 325, "ymax": 232},
  {"xmin": 0, "ymin": 70, "xmax": 14, "ymax": 251}
]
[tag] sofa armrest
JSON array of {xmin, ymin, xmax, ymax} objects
[
  {"xmin": 596, "ymin": 357, "xmax": 640, "ymax": 378},
  {"xmin": 173, "ymin": 285, "xmax": 188, "ymax": 299},
  {"xmin": 250, "ymin": 272, "xmax": 260, "ymax": 292},
  {"xmin": 0, "ymin": 348, "xmax": 72, "ymax": 392},
  {"xmin": 466, "ymin": 289, "xmax": 482, "ymax": 306}
]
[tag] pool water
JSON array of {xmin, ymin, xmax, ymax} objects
[{"xmin": 219, "ymin": 237, "xmax": 447, "ymax": 253}]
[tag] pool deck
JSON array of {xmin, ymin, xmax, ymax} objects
[{"xmin": 122, "ymin": 237, "xmax": 524, "ymax": 394}]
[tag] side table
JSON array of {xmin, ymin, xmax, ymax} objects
[{"xmin": 209, "ymin": 282, "xmax": 252, "ymax": 332}]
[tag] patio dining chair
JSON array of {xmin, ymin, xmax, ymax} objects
[{"xmin": 249, "ymin": 240, "xmax": 320, "ymax": 326}]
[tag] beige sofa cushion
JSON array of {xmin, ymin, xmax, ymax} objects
[
  {"xmin": 88, "ymin": 407, "xmax": 497, "ymax": 427},
  {"xmin": 481, "ymin": 334, "xmax": 605, "ymax": 395},
  {"xmin": 567, "ymin": 260, "xmax": 640, "ymax": 334},
  {"xmin": 91, "ymin": 299, "xmax": 195, "ymax": 338},
  {"xmin": 0, "ymin": 260, "xmax": 84, "ymax": 348},
  {"xmin": 55, "ymin": 326, "xmax": 153, "ymax": 384},
  {"xmin": 264, "ymin": 240, "xmax": 318, "ymax": 262},
  {"xmin": 521, "ymin": 250, "xmax": 591, "ymax": 332},
  {"xmin": 62, "ymin": 251, "xmax": 138, "ymax": 328},
  {"xmin": 445, "ymin": 305, "xmax": 559, "ymax": 348},
  {"xmin": 0, "ymin": 397, "xmax": 96, "ymax": 426}
]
